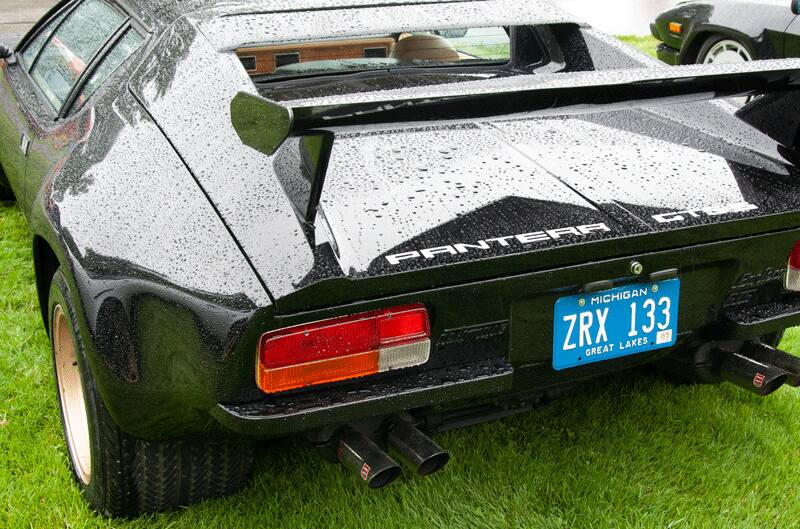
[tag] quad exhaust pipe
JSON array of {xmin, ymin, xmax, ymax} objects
[
  {"xmin": 387, "ymin": 419, "xmax": 450, "ymax": 476},
  {"xmin": 738, "ymin": 342, "xmax": 800, "ymax": 387},
  {"xmin": 337, "ymin": 427, "xmax": 402, "ymax": 489},
  {"xmin": 335, "ymin": 419, "xmax": 449, "ymax": 488},
  {"xmin": 719, "ymin": 352, "xmax": 788, "ymax": 397},
  {"xmin": 717, "ymin": 342, "xmax": 800, "ymax": 396},
  {"xmin": 334, "ymin": 342, "xmax": 798, "ymax": 489}
]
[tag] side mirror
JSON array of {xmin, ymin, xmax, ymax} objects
[{"xmin": 793, "ymin": 0, "xmax": 799, "ymax": 15}]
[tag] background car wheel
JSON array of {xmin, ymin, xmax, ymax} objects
[
  {"xmin": 698, "ymin": 36, "xmax": 754, "ymax": 65},
  {"xmin": 48, "ymin": 269, "xmax": 255, "ymax": 516},
  {"xmin": 697, "ymin": 35, "xmax": 756, "ymax": 106}
]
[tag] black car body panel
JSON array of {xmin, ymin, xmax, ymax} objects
[
  {"xmin": 3, "ymin": 0, "xmax": 800, "ymax": 443},
  {"xmin": 652, "ymin": 0, "xmax": 799, "ymax": 64},
  {"xmin": 212, "ymin": 227, "xmax": 800, "ymax": 436}
]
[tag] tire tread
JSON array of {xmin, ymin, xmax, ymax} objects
[{"xmin": 134, "ymin": 440, "xmax": 254, "ymax": 513}]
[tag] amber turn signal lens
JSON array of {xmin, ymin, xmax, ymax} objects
[
  {"xmin": 668, "ymin": 22, "xmax": 683, "ymax": 34},
  {"xmin": 259, "ymin": 351, "xmax": 380, "ymax": 394}
]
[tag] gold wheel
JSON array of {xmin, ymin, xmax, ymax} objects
[{"xmin": 53, "ymin": 304, "xmax": 92, "ymax": 486}]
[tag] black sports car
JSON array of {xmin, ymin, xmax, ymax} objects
[
  {"xmin": 5, "ymin": 0, "xmax": 800, "ymax": 518},
  {"xmin": 652, "ymin": 0, "xmax": 800, "ymax": 65}
]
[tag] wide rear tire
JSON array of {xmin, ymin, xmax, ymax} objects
[{"xmin": 48, "ymin": 269, "xmax": 254, "ymax": 516}]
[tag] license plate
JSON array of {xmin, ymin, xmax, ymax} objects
[{"xmin": 552, "ymin": 279, "xmax": 680, "ymax": 371}]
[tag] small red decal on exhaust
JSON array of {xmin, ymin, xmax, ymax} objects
[
  {"xmin": 753, "ymin": 373, "xmax": 766, "ymax": 388},
  {"xmin": 360, "ymin": 463, "xmax": 371, "ymax": 481}
]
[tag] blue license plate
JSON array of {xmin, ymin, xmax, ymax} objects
[{"xmin": 552, "ymin": 279, "xmax": 680, "ymax": 371}]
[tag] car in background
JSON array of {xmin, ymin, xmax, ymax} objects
[{"xmin": 652, "ymin": 0, "xmax": 800, "ymax": 65}]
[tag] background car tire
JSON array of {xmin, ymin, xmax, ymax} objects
[
  {"xmin": 48, "ymin": 269, "xmax": 255, "ymax": 516},
  {"xmin": 697, "ymin": 35, "xmax": 755, "ymax": 65}
]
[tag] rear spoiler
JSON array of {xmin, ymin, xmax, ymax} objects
[
  {"xmin": 231, "ymin": 59, "xmax": 800, "ymax": 225},
  {"xmin": 231, "ymin": 59, "xmax": 800, "ymax": 157}
]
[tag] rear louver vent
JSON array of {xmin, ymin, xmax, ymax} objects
[
  {"xmin": 239, "ymin": 56, "xmax": 256, "ymax": 71},
  {"xmin": 364, "ymin": 47, "xmax": 388, "ymax": 58},
  {"xmin": 275, "ymin": 52, "xmax": 301, "ymax": 68}
]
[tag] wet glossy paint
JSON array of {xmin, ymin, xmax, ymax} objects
[{"xmin": 1, "ymin": 0, "xmax": 800, "ymax": 441}]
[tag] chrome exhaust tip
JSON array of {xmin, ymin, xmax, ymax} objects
[
  {"xmin": 739, "ymin": 342, "xmax": 800, "ymax": 387},
  {"xmin": 387, "ymin": 419, "xmax": 450, "ymax": 477},
  {"xmin": 719, "ymin": 352, "xmax": 788, "ymax": 397},
  {"xmin": 336, "ymin": 428, "xmax": 401, "ymax": 489}
]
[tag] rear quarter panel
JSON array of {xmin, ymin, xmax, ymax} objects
[
  {"xmin": 27, "ymin": 77, "xmax": 273, "ymax": 439},
  {"xmin": 129, "ymin": 17, "xmax": 317, "ymax": 302}
]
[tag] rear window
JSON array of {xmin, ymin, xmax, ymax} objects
[{"xmin": 237, "ymin": 26, "xmax": 512, "ymax": 79}]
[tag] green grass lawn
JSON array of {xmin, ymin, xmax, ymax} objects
[
  {"xmin": 618, "ymin": 35, "xmax": 660, "ymax": 58},
  {"xmin": 6, "ymin": 204, "xmax": 800, "ymax": 529},
  {"xmin": 5, "ymin": 35, "xmax": 800, "ymax": 529}
]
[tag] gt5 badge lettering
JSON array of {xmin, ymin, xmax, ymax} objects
[
  {"xmin": 652, "ymin": 202, "xmax": 758, "ymax": 224},
  {"xmin": 386, "ymin": 223, "xmax": 611, "ymax": 265}
]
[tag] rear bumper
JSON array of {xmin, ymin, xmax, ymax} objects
[
  {"xmin": 657, "ymin": 43, "xmax": 681, "ymax": 65},
  {"xmin": 212, "ymin": 359, "xmax": 513, "ymax": 437},
  {"xmin": 212, "ymin": 228, "xmax": 800, "ymax": 439}
]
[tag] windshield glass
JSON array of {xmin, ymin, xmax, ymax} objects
[{"xmin": 237, "ymin": 26, "xmax": 512, "ymax": 79}]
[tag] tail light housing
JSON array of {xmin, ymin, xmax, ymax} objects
[
  {"xmin": 257, "ymin": 304, "xmax": 431, "ymax": 394},
  {"xmin": 787, "ymin": 242, "xmax": 800, "ymax": 291}
]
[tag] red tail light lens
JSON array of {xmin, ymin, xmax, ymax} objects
[
  {"xmin": 377, "ymin": 308, "xmax": 429, "ymax": 346},
  {"xmin": 787, "ymin": 242, "xmax": 800, "ymax": 291},
  {"xmin": 257, "ymin": 304, "xmax": 431, "ymax": 393},
  {"xmin": 790, "ymin": 241, "xmax": 800, "ymax": 269}
]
